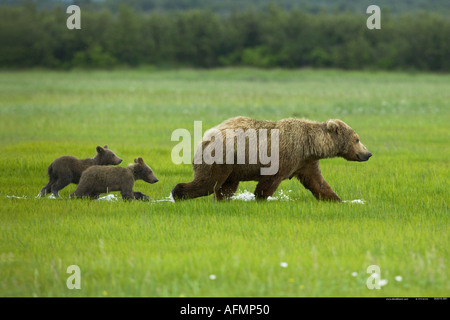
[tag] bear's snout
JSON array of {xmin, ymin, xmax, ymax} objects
[
  {"xmin": 357, "ymin": 152, "xmax": 372, "ymax": 162},
  {"xmin": 145, "ymin": 175, "xmax": 159, "ymax": 184}
]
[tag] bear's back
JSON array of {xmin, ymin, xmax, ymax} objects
[
  {"xmin": 83, "ymin": 165, "xmax": 134, "ymax": 187},
  {"xmin": 52, "ymin": 155, "xmax": 85, "ymax": 173}
]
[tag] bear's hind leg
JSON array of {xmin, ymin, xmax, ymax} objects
[
  {"xmin": 172, "ymin": 179, "xmax": 215, "ymax": 200},
  {"xmin": 254, "ymin": 177, "xmax": 283, "ymax": 200},
  {"xmin": 69, "ymin": 182, "xmax": 92, "ymax": 199},
  {"xmin": 39, "ymin": 167, "xmax": 57, "ymax": 197},
  {"xmin": 39, "ymin": 182, "xmax": 52, "ymax": 197},
  {"xmin": 172, "ymin": 165, "xmax": 232, "ymax": 201},
  {"xmin": 215, "ymin": 179, "xmax": 239, "ymax": 201},
  {"xmin": 89, "ymin": 193, "xmax": 101, "ymax": 200},
  {"xmin": 69, "ymin": 189, "xmax": 86, "ymax": 199},
  {"xmin": 51, "ymin": 176, "xmax": 72, "ymax": 198}
]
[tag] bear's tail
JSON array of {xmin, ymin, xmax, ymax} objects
[{"xmin": 47, "ymin": 163, "xmax": 59, "ymax": 181}]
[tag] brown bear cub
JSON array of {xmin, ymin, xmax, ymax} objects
[
  {"xmin": 70, "ymin": 157, "xmax": 159, "ymax": 200},
  {"xmin": 39, "ymin": 145, "xmax": 122, "ymax": 198},
  {"xmin": 172, "ymin": 116, "xmax": 372, "ymax": 202}
]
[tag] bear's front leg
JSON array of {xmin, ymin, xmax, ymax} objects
[
  {"xmin": 120, "ymin": 185, "xmax": 135, "ymax": 200},
  {"xmin": 121, "ymin": 191, "xmax": 134, "ymax": 200},
  {"xmin": 295, "ymin": 161, "xmax": 341, "ymax": 202},
  {"xmin": 133, "ymin": 191, "xmax": 150, "ymax": 201}
]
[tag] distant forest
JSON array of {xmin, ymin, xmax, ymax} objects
[
  {"xmin": 2, "ymin": 0, "xmax": 450, "ymax": 15},
  {"xmin": 0, "ymin": 0, "xmax": 449, "ymax": 71}
]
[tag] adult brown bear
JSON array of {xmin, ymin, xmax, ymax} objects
[{"xmin": 172, "ymin": 117, "xmax": 372, "ymax": 202}]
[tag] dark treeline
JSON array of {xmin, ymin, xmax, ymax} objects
[
  {"xmin": 0, "ymin": 4, "xmax": 449, "ymax": 71},
  {"xmin": 3, "ymin": 0, "xmax": 450, "ymax": 15}
]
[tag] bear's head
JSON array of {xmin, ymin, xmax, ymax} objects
[
  {"xmin": 133, "ymin": 157, "xmax": 159, "ymax": 184},
  {"xmin": 95, "ymin": 145, "xmax": 123, "ymax": 165},
  {"xmin": 326, "ymin": 120, "xmax": 372, "ymax": 162}
]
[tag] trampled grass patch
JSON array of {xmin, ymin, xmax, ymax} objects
[{"xmin": 0, "ymin": 69, "xmax": 448, "ymax": 296}]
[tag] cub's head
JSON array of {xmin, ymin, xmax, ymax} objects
[
  {"xmin": 96, "ymin": 145, "xmax": 123, "ymax": 165},
  {"xmin": 326, "ymin": 120, "xmax": 372, "ymax": 162},
  {"xmin": 133, "ymin": 157, "xmax": 159, "ymax": 184}
]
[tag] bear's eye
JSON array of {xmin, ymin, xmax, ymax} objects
[{"xmin": 356, "ymin": 139, "xmax": 360, "ymax": 143}]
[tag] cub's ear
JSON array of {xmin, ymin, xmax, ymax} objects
[
  {"xmin": 137, "ymin": 157, "xmax": 144, "ymax": 165},
  {"xmin": 96, "ymin": 146, "xmax": 105, "ymax": 153},
  {"xmin": 326, "ymin": 120, "xmax": 339, "ymax": 133},
  {"xmin": 103, "ymin": 145, "xmax": 108, "ymax": 149},
  {"xmin": 134, "ymin": 158, "xmax": 138, "ymax": 163}
]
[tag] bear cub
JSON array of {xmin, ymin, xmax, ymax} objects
[
  {"xmin": 70, "ymin": 157, "xmax": 158, "ymax": 200},
  {"xmin": 39, "ymin": 145, "xmax": 122, "ymax": 198}
]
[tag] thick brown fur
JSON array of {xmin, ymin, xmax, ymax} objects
[
  {"xmin": 39, "ymin": 145, "xmax": 123, "ymax": 198},
  {"xmin": 70, "ymin": 157, "xmax": 159, "ymax": 200},
  {"xmin": 172, "ymin": 116, "xmax": 372, "ymax": 201}
]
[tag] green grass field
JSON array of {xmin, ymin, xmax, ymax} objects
[{"xmin": 0, "ymin": 68, "xmax": 448, "ymax": 297}]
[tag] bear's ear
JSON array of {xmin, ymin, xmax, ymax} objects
[
  {"xmin": 103, "ymin": 145, "xmax": 108, "ymax": 149},
  {"xmin": 137, "ymin": 157, "xmax": 144, "ymax": 165},
  {"xmin": 134, "ymin": 158, "xmax": 138, "ymax": 163},
  {"xmin": 326, "ymin": 120, "xmax": 339, "ymax": 133},
  {"xmin": 96, "ymin": 146, "xmax": 105, "ymax": 153}
]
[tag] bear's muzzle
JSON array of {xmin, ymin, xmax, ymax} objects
[{"xmin": 356, "ymin": 152, "xmax": 372, "ymax": 162}]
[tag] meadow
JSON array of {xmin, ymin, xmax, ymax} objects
[{"xmin": 0, "ymin": 68, "xmax": 448, "ymax": 297}]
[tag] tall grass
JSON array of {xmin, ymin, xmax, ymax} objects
[{"xmin": 0, "ymin": 69, "xmax": 448, "ymax": 296}]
